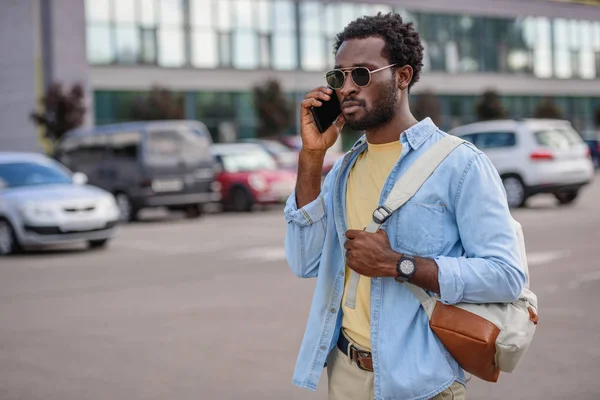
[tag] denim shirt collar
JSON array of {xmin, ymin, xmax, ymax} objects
[{"xmin": 349, "ymin": 117, "xmax": 438, "ymax": 152}]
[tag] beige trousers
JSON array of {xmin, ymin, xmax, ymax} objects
[{"xmin": 327, "ymin": 346, "xmax": 466, "ymax": 400}]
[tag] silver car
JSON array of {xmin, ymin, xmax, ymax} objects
[{"xmin": 0, "ymin": 152, "xmax": 120, "ymax": 255}]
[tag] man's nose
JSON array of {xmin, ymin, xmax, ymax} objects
[{"xmin": 339, "ymin": 71, "xmax": 359, "ymax": 97}]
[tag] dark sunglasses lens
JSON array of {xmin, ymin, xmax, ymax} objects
[
  {"xmin": 351, "ymin": 68, "xmax": 371, "ymax": 87},
  {"xmin": 326, "ymin": 71, "xmax": 345, "ymax": 89}
]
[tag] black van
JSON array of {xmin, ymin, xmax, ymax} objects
[{"xmin": 55, "ymin": 120, "xmax": 220, "ymax": 222}]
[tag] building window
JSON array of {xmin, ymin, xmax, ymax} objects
[
  {"xmin": 158, "ymin": 29, "xmax": 185, "ymax": 67},
  {"xmin": 192, "ymin": 31, "xmax": 218, "ymax": 68},
  {"xmin": 115, "ymin": 27, "xmax": 140, "ymax": 63},
  {"xmin": 533, "ymin": 18, "xmax": 553, "ymax": 78},
  {"xmin": 553, "ymin": 19, "xmax": 572, "ymax": 78},
  {"xmin": 87, "ymin": 25, "xmax": 113, "ymax": 64},
  {"xmin": 85, "ymin": 0, "xmax": 110, "ymax": 23},
  {"xmin": 114, "ymin": 0, "xmax": 136, "ymax": 24},
  {"xmin": 272, "ymin": 0, "xmax": 297, "ymax": 70},
  {"xmin": 233, "ymin": 31, "xmax": 258, "ymax": 69},
  {"xmin": 300, "ymin": 2, "xmax": 325, "ymax": 71}
]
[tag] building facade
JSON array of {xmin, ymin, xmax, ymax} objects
[{"xmin": 2, "ymin": 0, "xmax": 600, "ymax": 151}]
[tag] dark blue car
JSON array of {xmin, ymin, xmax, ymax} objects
[{"xmin": 582, "ymin": 130, "xmax": 600, "ymax": 169}]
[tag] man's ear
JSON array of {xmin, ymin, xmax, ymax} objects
[{"xmin": 396, "ymin": 65, "xmax": 414, "ymax": 91}]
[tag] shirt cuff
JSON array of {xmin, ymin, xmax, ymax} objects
[
  {"xmin": 284, "ymin": 190, "xmax": 326, "ymax": 227},
  {"xmin": 434, "ymin": 256, "xmax": 465, "ymax": 305}
]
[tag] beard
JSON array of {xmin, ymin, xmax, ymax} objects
[{"xmin": 344, "ymin": 82, "xmax": 398, "ymax": 131}]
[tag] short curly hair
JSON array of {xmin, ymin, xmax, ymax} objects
[{"xmin": 333, "ymin": 12, "xmax": 424, "ymax": 90}]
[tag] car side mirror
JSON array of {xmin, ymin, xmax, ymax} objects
[{"xmin": 72, "ymin": 172, "xmax": 88, "ymax": 185}]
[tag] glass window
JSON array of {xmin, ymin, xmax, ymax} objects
[
  {"xmin": 192, "ymin": 31, "xmax": 218, "ymax": 68},
  {"xmin": 234, "ymin": 0, "xmax": 253, "ymax": 29},
  {"xmin": 87, "ymin": 25, "xmax": 113, "ymax": 64},
  {"xmin": 217, "ymin": 0, "xmax": 232, "ymax": 30},
  {"xmin": 302, "ymin": 35, "xmax": 325, "ymax": 71},
  {"xmin": 579, "ymin": 21, "xmax": 596, "ymax": 79},
  {"xmin": 256, "ymin": 0, "xmax": 271, "ymax": 33},
  {"xmin": 533, "ymin": 18, "xmax": 552, "ymax": 78},
  {"xmin": 158, "ymin": 29, "xmax": 185, "ymax": 66},
  {"xmin": 191, "ymin": 0, "xmax": 214, "ymax": 27},
  {"xmin": 259, "ymin": 34, "xmax": 271, "ymax": 68},
  {"xmin": 218, "ymin": 33, "xmax": 232, "ymax": 67},
  {"xmin": 324, "ymin": 4, "xmax": 337, "ymax": 37},
  {"xmin": 233, "ymin": 31, "xmax": 258, "ymax": 69},
  {"xmin": 219, "ymin": 150, "xmax": 277, "ymax": 172},
  {"xmin": 85, "ymin": 0, "xmax": 110, "ymax": 23},
  {"xmin": 480, "ymin": 132, "xmax": 517, "ymax": 148},
  {"xmin": 114, "ymin": 0, "xmax": 136, "ymax": 24},
  {"xmin": 0, "ymin": 162, "xmax": 72, "ymax": 188},
  {"xmin": 301, "ymin": 2, "xmax": 322, "ymax": 33},
  {"xmin": 535, "ymin": 127, "xmax": 582, "ymax": 149},
  {"xmin": 338, "ymin": 3, "xmax": 355, "ymax": 32},
  {"xmin": 140, "ymin": 28, "xmax": 157, "ymax": 64},
  {"xmin": 273, "ymin": 0, "xmax": 295, "ymax": 32},
  {"xmin": 272, "ymin": 34, "xmax": 297, "ymax": 70},
  {"xmin": 109, "ymin": 132, "xmax": 141, "ymax": 159},
  {"xmin": 147, "ymin": 131, "xmax": 182, "ymax": 156},
  {"xmin": 115, "ymin": 27, "xmax": 140, "ymax": 63},
  {"xmin": 140, "ymin": 0, "xmax": 157, "ymax": 26},
  {"xmin": 159, "ymin": 0, "xmax": 184, "ymax": 26},
  {"xmin": 553, "ymin": 19, "xmax": 572, "ymax": 78}
]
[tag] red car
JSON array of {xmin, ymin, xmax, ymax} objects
[{"xmin": 211, "ymin": 143, "xmax": 297, "ymax": 212}]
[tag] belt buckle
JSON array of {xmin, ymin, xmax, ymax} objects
[{"xmin": 349, "ymin": 345, "xmax": 372, "ymax": 371}]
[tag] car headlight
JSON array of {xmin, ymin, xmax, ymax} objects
[
  {"xmin": 248, "ymin": 174, "xmax": 268, "ymax": 192},
  {"xmin": 20, "ymin": 201, "xmax": 56, "ymax": 221}
]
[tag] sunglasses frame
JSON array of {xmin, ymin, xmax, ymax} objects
[{"xmin": 325, "ymin": 64, "xmax": 397, "ymax": 90}]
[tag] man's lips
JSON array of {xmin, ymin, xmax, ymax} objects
[{"xmin": 342, "ymin": 101, "xmax": 362, "ymax": 114}]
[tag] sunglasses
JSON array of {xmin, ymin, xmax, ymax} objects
[{"xmin": 325, "ymin": 64, "xmax": 397, "ymax": 90}]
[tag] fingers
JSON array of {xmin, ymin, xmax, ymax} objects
[
  {"xmin": 301, "ymin": 97, "xmax": 324, "ymax": 109},
  {"xmin": 301, "ymin": 87, "xmax": 334, "ymax": 109},
  {"xmin": 345, "ymin": 229, "xmax": 363, "ymax": 239}
]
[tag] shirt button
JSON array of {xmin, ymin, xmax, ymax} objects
[
  {"xmin": 339, "ymin": 271, "xmax": 344, "ymax": 277},
  {"xmin": 320, "ymin": 345, "xmax": 327, "ymax": 351},
  {"xmin": 329, "ymin": 307, "xmax": 337, "ymax": 313}
]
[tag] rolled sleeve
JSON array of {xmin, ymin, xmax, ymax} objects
[
  {"xmin": 284, "ymin": 190, "xmax": 327, "ymax": 227},
  {"xmin": 435, "ymin": 256, "xmax": 465, "ymax": 304}
]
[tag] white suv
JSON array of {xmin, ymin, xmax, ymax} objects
[{"xmin": 449, "ymin": 119, "xmax": 594, "ymax": 208}]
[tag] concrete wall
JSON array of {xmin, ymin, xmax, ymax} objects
[
  {"xmin": 0, "ymin": 0, "xmax": 91, "ymax": 153},
  {"xmin": 0, "ymin": 0, "xmax": 43, "ymax": 152}
]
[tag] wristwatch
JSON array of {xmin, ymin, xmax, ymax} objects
[{"xmin": 395, "ymin": 255, "xmax": 416, "ymax": 282}]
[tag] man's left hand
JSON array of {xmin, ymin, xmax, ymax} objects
[{"xmin": 344, "ymin": 229, "xmax": 401, "ymax": 278}]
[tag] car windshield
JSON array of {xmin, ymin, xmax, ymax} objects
[
  {"xmin": 535, "ymin": 127, "xmax": 583, "ymax": 149},
  {"xmin": 0, "ymin": 162, "xmax": 72, "ymax": 188},
  {"xmin": 220, "ymin": 151, "xmax": 277, "ymax": 172}
]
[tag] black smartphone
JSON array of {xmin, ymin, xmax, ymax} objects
[{"xmin": 310, "ymin": 93, "xmax": 341, "ymax": 133}]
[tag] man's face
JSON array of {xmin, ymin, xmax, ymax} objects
[{"xmin": 334, "ymin": 37, "xmax": 399, "ymax": 131}]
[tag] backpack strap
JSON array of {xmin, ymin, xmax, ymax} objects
[{"xmin": 344, "ymin": 135, "xmax": 465, "ymax": 309}]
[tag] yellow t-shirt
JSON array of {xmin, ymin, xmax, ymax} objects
[{"xmin": 342, "ymin": 140, "xmax": 403, "ymax": 350}]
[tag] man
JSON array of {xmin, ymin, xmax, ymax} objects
[{"xmin": 284, "ymin": 13, "xmax": 524, "ymax": 400}]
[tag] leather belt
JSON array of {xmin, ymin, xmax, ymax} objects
[{"xmin": 337, "ymin": 332, "xmax": 374, "ymax": 372}]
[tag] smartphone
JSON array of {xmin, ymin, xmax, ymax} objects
[{"xmin": 310, "ymin": 92, "xmax": 341, "ymax": 133}]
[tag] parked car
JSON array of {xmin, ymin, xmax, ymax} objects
[
  {"xmin": 0, "ymin": 152, "xmax": 120, "ymax": 255},
  {"xmin": 581, "ymin": 129, "xmax": 600, "ymax": 169},
  {"xmin": 449, "ymin": 119, "xmax": 594, "ymax": 208},
  {"xmin": 211, "ymin": 143, "xmax": 296, "ymax": 212},
  {"xmin": 54, "ymin": 120, "xmax": 220, "ymax": 222},
  {"xmin": 240, "ymin": 138, "xmax": 298, "ymax": 170},
  {"xmin": 264, "ymin": 135, "xmax": 344, "ymax": 176}
]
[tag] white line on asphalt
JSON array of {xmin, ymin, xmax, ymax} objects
[
  {"xmin": 527, "ymin": 250, "xmax": 571, "ymax": 267},
  {"xmin": 235, "ymin": 247, "xmax": 287, "ymax": 262},
  {"xmin": 567, "ymin": 270, "xmax": 600, "ymax": 290}
]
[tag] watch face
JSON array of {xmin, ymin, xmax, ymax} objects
[{"xmin": 400, "ymin": 259, "xmax": 415, "ymax": 276}]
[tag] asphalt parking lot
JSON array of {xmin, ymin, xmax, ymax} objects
[{"xmin": 1, "ymin": 179, "xmax": 600, "ymax": 400}]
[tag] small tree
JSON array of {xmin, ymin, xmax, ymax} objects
[
  {"xmin": 30, "ymin": 82, "xmax": 86, "ymax": 144},
  {"xmin": 130, "ymin": 86, "xmax": 184, "ymax": 121},
  {"xmin": 475, "ymin": 90, "xmax": 507, "ymax": 121},
  {"xmin": 253, "ymin": 79, "xmax": 293, "ymax": 138},
  {"xmin": 412, "ymin": 90, "xmax": 442, "ymax": 126},
  {"xmin": 534, "ymin": 97, "xmax": 563, "ymax": 119}
]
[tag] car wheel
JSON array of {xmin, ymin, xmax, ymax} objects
[
  {"xmin": 231, "ymin": 187, "xmax": 254, "ymax": 212},
  {"xmin": 554, "ymin": 190, "xmax": 579, "ymax": 205},
  {"xmin": 502, "ymin": 176, "xmax": 527, "ymax": 208},
  {"xmin": 0, "ymin": 219, "xmax": 19, "ymax": 256},
  {"xmin": 88, "ymin": 239, "xmax": 109, "ymax": 249},
  {"xmin": 184, "ymin": 204, "xmax": 203, "ymax": 219},
  {"xmin": 115, "ymin": 193, "xmax": 137, "ymax": 222}
]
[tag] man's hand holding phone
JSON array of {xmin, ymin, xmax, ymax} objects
[
  {"xmin": 300, "ymin": 87, "xmax": 345, "ymax": 153},
  {"xmin": 295, "ymin": 87, "xmax": 345, "ymax": 208}
]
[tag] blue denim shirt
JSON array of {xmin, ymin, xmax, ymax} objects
[{"xmin": 283, "ymin": 118, "xmax": 525, "ymax": 400}]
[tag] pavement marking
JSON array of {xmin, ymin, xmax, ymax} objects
[
  {"xmin": 567, "ymin": 270, "xmax": 600, "ymax": 290},
  {"xmin": 234, "ymin": 247, "xmax": 287, "ymax": 262},
  {"xmin": 527, "ymin": 250, "xmax": 571, "ymax": 267}
]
